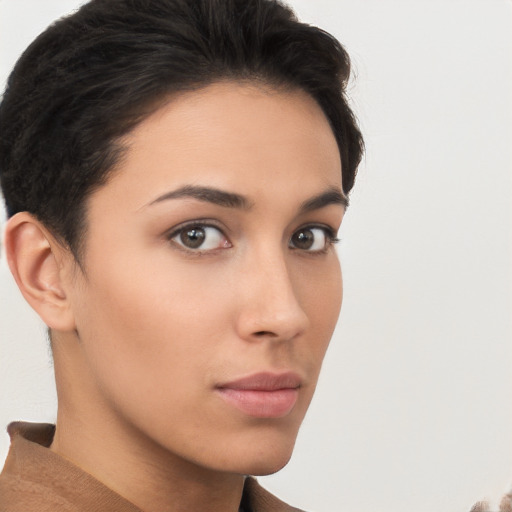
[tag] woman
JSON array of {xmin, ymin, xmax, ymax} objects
[{"xmin": 0, "ymin": 0, "xmax": 363, "ymax": 510}]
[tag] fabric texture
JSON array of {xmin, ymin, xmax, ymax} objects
[{"xmin": 0, "ymin": 422, "xmax": 304, "ymax": 512}]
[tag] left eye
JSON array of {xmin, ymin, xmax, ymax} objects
[
  {"xmin": 289, "ymin": 227, "xmax": 334, "ymax": 252},
  {"xmin": 170, "ymin": 225, "xmax": 230, "ymax": 251}
]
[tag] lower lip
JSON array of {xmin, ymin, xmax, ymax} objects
[{"xmin": 217, "ymin": 388, "xmax": 299, "ymax": 418}]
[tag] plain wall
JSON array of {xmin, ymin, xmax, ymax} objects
[{"xmin": 1, "ymin": 1, "xmax": 511, "ymax": 511}]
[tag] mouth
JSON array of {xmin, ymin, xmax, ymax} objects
[{"xmin": 215, "ymin": 372, "xmax": 301, "ymax": 418}]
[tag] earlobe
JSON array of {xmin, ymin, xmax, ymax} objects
[{"xmin": 4, "ymin": 212, "xmax": 76, "ymax": 331}]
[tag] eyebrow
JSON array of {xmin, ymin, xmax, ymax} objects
[
  {"xmin": 147, "ymin": 185, "xmax": 252, "ymax": 210},
  {"xmin": 145, "ymin": 184, "xmax": 347, "ymax": 211},
  {"xmin": 299, "ymin": 187, "xmax": 348, "ymax": 212}
]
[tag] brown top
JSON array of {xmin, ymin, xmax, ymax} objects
[{"xmin": 0, "ymin": 422, "xmax": 303, "ymax": 512}]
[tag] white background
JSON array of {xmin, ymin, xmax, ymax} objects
[{"xmin": 1, "ymin": 1, "xmax": 511, "ymax": 511}]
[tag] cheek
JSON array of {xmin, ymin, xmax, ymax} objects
[
  {"xmin": 297, "ymin": 257, "xmax": 342, "ymax": 332},
  {"xmin": 73, "ymin": 254, "xmax": 231, "ymax": 405},
  {"xmin": 291, "ymin": 256, "xmax": 342, "ymax": 375}
]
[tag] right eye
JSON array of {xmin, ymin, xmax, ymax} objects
[{"xmin": 169, "ymin": 224, "xmax": 231, "ymax": 251}]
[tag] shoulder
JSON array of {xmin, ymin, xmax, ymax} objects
[{"xmin": 0, "ymin": 474, "xmax": 78, "ymax": 512}]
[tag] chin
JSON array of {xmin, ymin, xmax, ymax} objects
[
  {"xmin": 247, "ymin": 456, "xmax": 293, "ymax": 477},
  {"xmin": 217, "ymin": 410, "xmax": 308, "ymax": 476},
  {"xmin": 227, "ymin": 436, "xmax": 297, "ymax": 477}
]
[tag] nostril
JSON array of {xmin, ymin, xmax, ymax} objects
[{"xmin": 254, "ymin": 330, "xmax": 277, "ymax": 337}]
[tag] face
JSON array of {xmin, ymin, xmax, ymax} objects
[{"xmin": 65, "ymin": 81, "xmax": 344, "ymax": 476}]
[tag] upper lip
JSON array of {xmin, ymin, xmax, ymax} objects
[{"xmin": 217, "ymin": 372, "xmax": 302, "ymax": 391}]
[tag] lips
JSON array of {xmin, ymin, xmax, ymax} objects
[{"xmin": 216, "ymin": 372, "xmax": 301, "ymax": 418}]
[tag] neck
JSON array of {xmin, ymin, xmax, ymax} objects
[
  {"xmin": 50, "ymin": 414, "xmax": 245, "ymax": 512},
  {"xmin": 50, "ymin": 334, "xmax": 245, "ymax": 512}
]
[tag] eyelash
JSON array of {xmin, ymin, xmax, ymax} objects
[{"xmin": 166, "ymin": 220, "xmax": 340, "ymax": 255}]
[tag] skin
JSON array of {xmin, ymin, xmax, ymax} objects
[{"xmin": 6, "ymin": 81, "xmax": 345, "ymax": 512}]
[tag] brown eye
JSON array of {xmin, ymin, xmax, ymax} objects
[
  {"xmin": 289, "ymin": 227, "xmax": 333, "ymax": 252},
  {"xmin": 291, "ymin": 228, "xmax": 315, "ymax": 250},
  {"xmin": 180, "ymin": 227, "xmax": 206, "ymax": 248},
  {"xmin": 171, "ymin": 224, "xmax": 231, "ymax": 251}
]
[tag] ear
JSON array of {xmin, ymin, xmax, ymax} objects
[{"xmin": 4, "ymin": 212, "xmax": 77, "ymax": 331}]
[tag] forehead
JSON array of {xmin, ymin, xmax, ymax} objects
[{"xmin": 88, "ymin": 81, "xmax": 342, "ymax": 216}]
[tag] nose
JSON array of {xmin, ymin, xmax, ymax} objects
[{"xmin": 234, "ymin": 249, "xmax": 310, "ymax": 343}]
